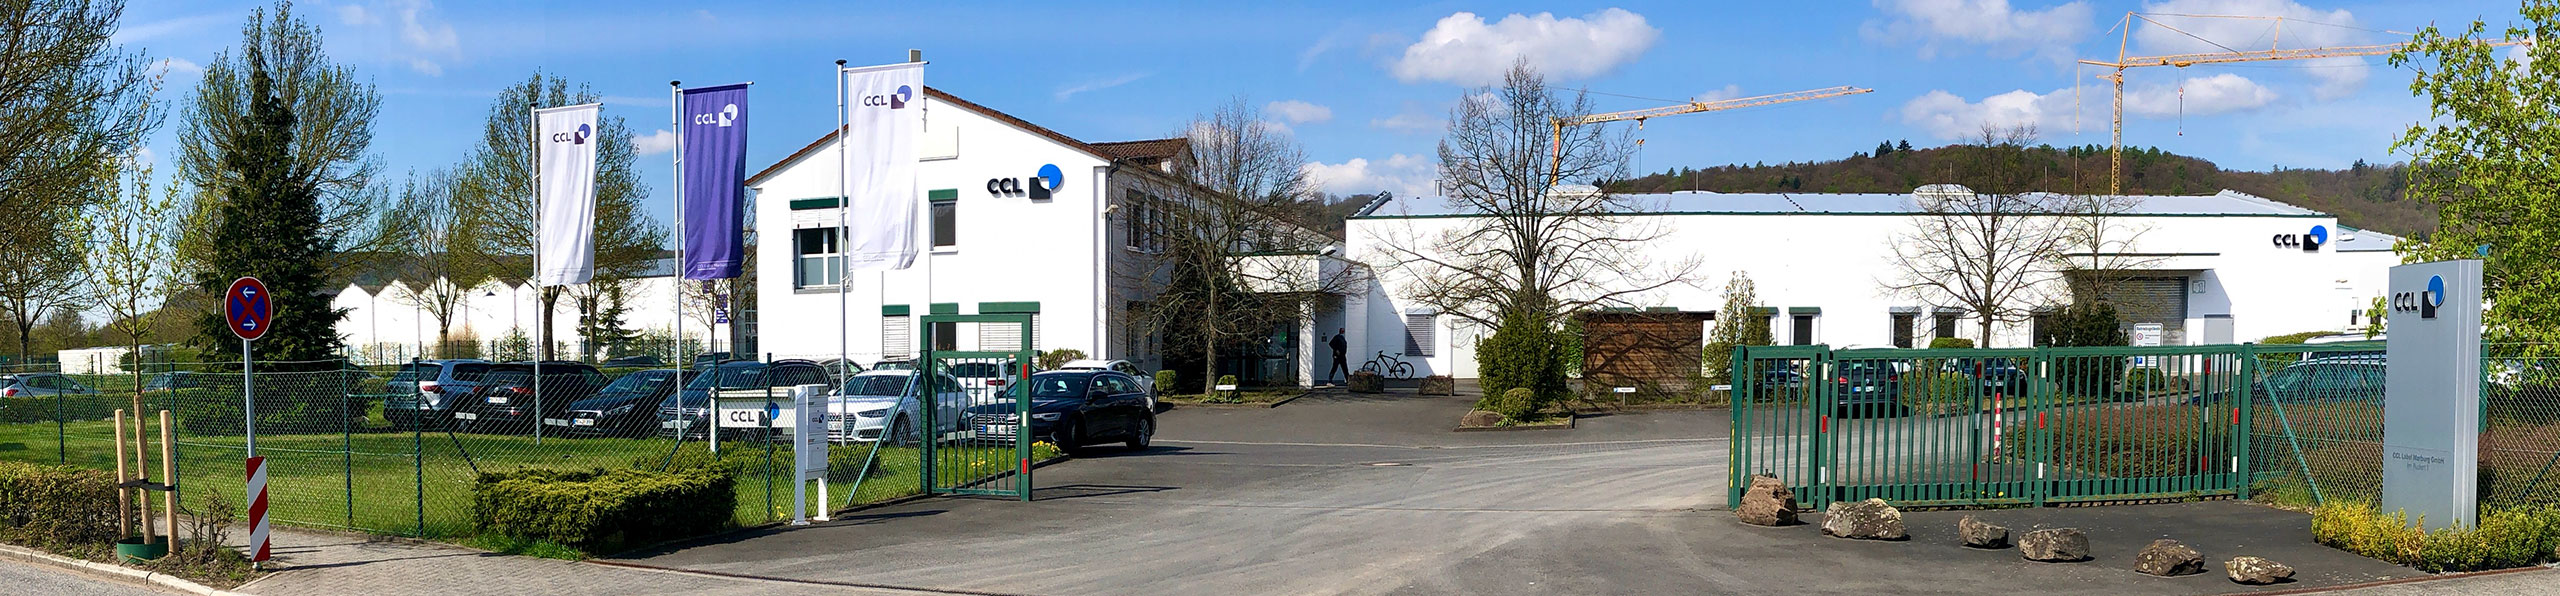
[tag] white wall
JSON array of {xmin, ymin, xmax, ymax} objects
[
  {"xmin": 1345, "ymin": 201, "xmax": 2398, "ymax": 378},
  {"xmin": 750, "ymin": 94, "xmax": 1113, "ymax": 364},
  {"xmin": 335, "ymin": 275, "xmax": 684, "ymax": 363}
]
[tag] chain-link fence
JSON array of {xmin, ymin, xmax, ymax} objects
[
  {"xmin": 2246, "ymin": 343, "xmax": 2560, "ymax": 511},
  {"xmin": 0, "ymin": 354, "xmax": 1041, "ymax": 540}
]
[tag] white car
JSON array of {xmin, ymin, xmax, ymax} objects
[
  {"xmin": 828, "ymin": 370, "xmax": 969, "ymax": 443},
  {"xmin": 1056, "ymin": 359, "xmax": 1155, "ymax": 395}
]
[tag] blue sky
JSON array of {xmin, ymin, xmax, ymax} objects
[{"xmin": 114, "ymin": 0, "xmax": 2531, "ymax": 233}]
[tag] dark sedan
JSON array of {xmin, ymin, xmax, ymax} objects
[
  {"xmin": 1833, "ymin": 360, "xmax": 1908, "ymax": 418},
  {"xmin": 553, "ymin": 369, "xmax": 681, "ymax": 437},
  {"xmin": 451, "ymin": 361, "xmax": 605, "ymax": 434},
  {"xmin": 962, "ymin": 370, "xmax": 1155, "ymax": 454},
  {"xmin": 657, "ymin": 359, "xmax": 832, "ymax": 440}
]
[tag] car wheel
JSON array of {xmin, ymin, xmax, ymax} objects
[
  {"xmin": 1125, "ymin": 415, "xmax": 1153, "ymax": 450},
  {"xmin": 891, "ymin": 416, "xmax": 914, "ymax": 446},
  {"xmin": 1054, "ymin": 419, "xmax": 1083, "ymax": 455}
]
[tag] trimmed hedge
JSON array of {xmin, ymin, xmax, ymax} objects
[
  {"xmin": 1154, "ymin": 370, "xmax": 1177, "ymax": 394},
  {"xmin": 1479, "ymin": 387, "xmax": 1537, "ymax": 422},
  {"xmin": 2313, "ymin": 501, "xmax": 2560, "ymax": 572},
  {"xmin": 171, "ymin": 372, "xmax": 372, "ymax": 436},
  {"xmin": 471, "ymin": 467, "xmax": 736, "ymax": 550},
  {"xmin": 0, "ymin": 394, "xmax": 124, "ymax": 424},
  {"xmin": 1928, "ymin": 337, "xmax": 1975, "ymax": 349},
  {"xmin": 0, "ymin": 461, "xmax": 120, "ymax": 551}
]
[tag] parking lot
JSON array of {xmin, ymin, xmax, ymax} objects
[{"xmin": 613, "ymin": 389, "xmax": 2428, "ymax": 596}]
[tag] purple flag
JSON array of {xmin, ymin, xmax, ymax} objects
[{"xmin": 680, "ymin": 84, "xmax": 749, "ymax": 280}]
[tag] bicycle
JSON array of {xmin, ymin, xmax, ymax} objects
[{"xmin": 1357, "ymin": 351, "xmax": 1415, "ymax": 380}]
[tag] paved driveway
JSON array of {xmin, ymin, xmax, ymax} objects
[{"xmin": 615, "ymin": 390, "xmax": 2442, "ymax": 595}]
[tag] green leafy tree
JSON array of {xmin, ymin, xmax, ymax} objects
[
  {"xmin": 86, "ymin": 154, "xmax": 181, "ymax": 400},
  {"xmin": 1702, "ymin": 272, "xmax": 1772, "ymax": 385},
  {"xmin": 452, "ymin": 73, "xmax": 663, "ymax": 361},
  {"xmin": 188, "ymin": 43, "xmax": 344, "ymax": 366},
  {"xmin": 2388, "ymin": 4, "xmax": 2560, "ymax": 350},
  {"xmin": 0, "ymin": 0, "xmax": 157, "ymax": 362},
  {"xmin": 173, "ymin": 2, "xmax": 389, "ymax": 285}
]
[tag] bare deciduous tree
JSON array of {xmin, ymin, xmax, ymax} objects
[
  {"xmin": 1884, "ymin": 183, "xmax": 2073, "ymax": 347},
  {"xmin": 1373, "ymin": 59, "xmax": 1696, "ymax": 331},
  {"xmin": 387, "ymin": 169, "xmax": 482, "ymax": 357}
]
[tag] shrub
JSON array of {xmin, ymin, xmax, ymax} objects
[
  {"xmin": 1928, "ymin": 337, "xmax": 1975, "ymax": 349},
  {"xmin": 1153, "ymin": 370, "xmax": 1177, "ymax": 394},
  {"xmin": 1477, "ymin": 315, "xmax": 1566, "ymax": 406},
  {"xmin": 2037, "ymin": 302, "xmax": 2127, "ymax": 347},
  {"xmin": 471, "ymin": 467, "xmax": 736, "ymax": 550},
  {"xmin": 1037, "ymin": 349, "xmax": 1087, "ymax": 371},
  {"xmin": 2312, "ymin": 501, "xmax": 2560, "ymax": 572},
  {"xmin": 0, "ymin": 394, "xmax": 123, "ymax": 424},
  {"xmin": 2122, "ymin": 367, "xmax": 2186, "ymax": 394},
  {"xmin": 1897, "ymin": 371, "xmax": 1977, "ymax": 415},
  {"xmin": 172, "ymin": 377, "xmax": 366, "ymax": 436},
  {"xmin": 1347, "ymin": 371, "xmax": 1383, "ymax": 393},
  {"xmin": 1477, "ymin": 387, "xmax": 1538, "ymax": 422},
  {"xmin": 0, "ymin": 461, "xmax": 119, "ymax": 551},
  {"xmin": 1215, "ymin": 374, "xmax": 1239, "ymax": 389}
]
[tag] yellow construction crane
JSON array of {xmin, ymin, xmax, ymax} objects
[
  {"xmin": 1549, "ymin": 86, "xmax": 1873, "ymax": 183},
  {"xmin": 2078, "ymin": 12, "xmax": 2528, "ymax": 194}
]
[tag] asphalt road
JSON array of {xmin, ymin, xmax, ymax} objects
[
  {"xmin": 0, "ymin": 559, "xmax": 173, "ymax": 596},
  {"xmin": 613, "ymin": 389, "xmax": 2508, "ymax": 595}
]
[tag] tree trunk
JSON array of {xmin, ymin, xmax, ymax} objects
[
  {"xmin": 1200, "ymin": 292, "xmax": 1217, "ymax": 394},
  {"xmin": 538, "ymin": 287, "xmax": 557, "ymax": 361},
  {"xmin": 1978, "ymin": 318, "xmax": 1995, "ymax": 349}
]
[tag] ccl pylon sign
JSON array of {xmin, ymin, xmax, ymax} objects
[{"xmin": 2382, "ymin": 259, "xmax": 2481, "ymax": 531}]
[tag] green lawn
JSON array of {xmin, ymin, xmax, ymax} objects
[{"xmin": 0, "ymin": 418, "xmax": 1058, "ymax": 540}]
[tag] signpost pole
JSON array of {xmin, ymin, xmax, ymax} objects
[{"xmin": 242, "ymin": 338, "xmax": 255, "ymax": 458}]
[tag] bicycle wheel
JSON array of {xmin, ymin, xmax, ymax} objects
[
  {"xmin": 1389, "ymin": 362, "xmax": 1414, "ymax": 380},
  {"xmin": 1359, "ymin": 362, "xmax": 1379, "ymax": 374}
]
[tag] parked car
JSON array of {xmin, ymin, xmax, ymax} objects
[
  {"xmin": 657, "ymin": 359, "xmax": 833, "ymax": 439},
  {"xmin": 947, "ymin": 361, "xmax": 1020, "ymax": 397},
  {"xmin": 827, "ymin": 369, "xmax": 969, "ymax": 443},
  {"xmin": 962, "ymin": 370, "xmax": 1156, "ymax": 453},
  {"xmin": 142, "ymin": 371, "xmax": 211, "ymax": 393},
  {"xmin": 383, "ymin": 360, "xmax": 492, "ymax": 430},
  {"xmin": 690, "ymin": 352, "xmax": 736, "ymax": 370},
  {"xmin": 1832, "ymin": 360, "xmax": 1908, "ymax": 418},
  {"xmin": 554, "ymin": 369, "xmax": 682, "ymax": 437},
  {"xmin": 871, "ymin": 359, "xmax": 917, "ymax": 371},
  {"xmin": 1756, "ymin": 362, "xmax": 1805, "ymax": 392},
  {"xmin": 601, "ymin": 355, "xmax": 664, "ymax": 368},
  {"xmin": 1055, "ymin": 359, "xmax": 1156, "ymax": 395},
  {"xmin": 1946, "ymin": 357, "xmax": 2029, "ymax": 395},
  {"xmin": 448, "ymin": 361, "xmax": 607, "ymax": 433},
  {"xmin": 0, "ymin": 373, "xmax": 96, "ymax": 397},
  {"xmin": 2254, "ymin": 356, "xmax": 2386, "ymax": 404},
  {"xmin": 814, "ymin": 358, "xmax": 867, "ymax": 384}
]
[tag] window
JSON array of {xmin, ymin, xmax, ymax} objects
[
  {"xmin": 1790, "ymin": 314, "xmax": 1816, "ymax": 346},
  {"xmin": 1934, "ymin": 312, "xmax": 1959, "ymax": 339},
  {"xmin": 1404, "ymin": 313, "xmax": 1436, "ymax": 357},
  {"xmin": 1124, "ymin": 191, "xmax": 1164, "ymax": 252},
  {"xmin": 883, "ymin": 315, "xmax": 912, "ymax": 358},
  {"xmin": 1891, "ymin": 313, "xmax": 1916, "ymax": 348},
  {"xmin": 931, "ymin": 321, "xmax": 958, "ymax": 351},
  {"xmin": 931, "ymin": 199, "xmax": 957, "ymax": 248},
  {"xmin": 793, "ymin": 228, "xmax": 842, "ymax": 287}
]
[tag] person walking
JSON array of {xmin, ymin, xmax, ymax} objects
[{"xmin": 1327, "ymin": 328, "xmax": 1349, "ymax": 384}]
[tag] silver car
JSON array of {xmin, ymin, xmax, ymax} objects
[{"xmin": 0, "ymin": 373, "xmax": 98, "ymax": 397}]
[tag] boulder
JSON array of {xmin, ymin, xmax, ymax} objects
[
  {"xmin": 1348, "ymin": 371, "xmax": 1385, "ymax": 393},
  {"xmin": 1820, "ymin": 498, "xmax": 1908, "ymax": 540},
  {"xmin": 1460, "ymin": 410, "xmax": 1503, "ymax": 428},
  {"xmin": 2225, "ymin": 556, "xmax": 2294, "ymax": 585},
  {"xmin": 2133, "ymin": 539, "xmax": 2204, "ymax": 577},
  {"xmin": 1419, "ymin": 375, "xmax": 1457, "ymax": 395},
  {"xmin": 1958, "ymin": 515, "xmax": 2010, "ymax": 549},
  {"xmin": 2019, "ymin": 528, "xmax": 2090, "ymax": 562},
  {"xmin": 1735, "ymin": 475, "xmax": 1800, "ymax": 527}
]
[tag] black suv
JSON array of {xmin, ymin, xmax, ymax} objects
[
  {"xmin": 556, "ymin": 369, "xmax": 682, "ymax": 437},
  {"xmin": 1832, "ymin": 360, "xmax": 1909, "ymax": 418},
  {"xmin": 384, "ymin": 360, "xmax": 492, "ymax": 430},
  {"xmin": 451, "ymin": 361, "xmax": 606, "ymax": 434},
  {"xmin": 657, "ymin": 359, "xmax": 833, "ymax": 440},
  {"xmin": 963, "ymin": 370, "xmax": 1156, "ymax": 454}
]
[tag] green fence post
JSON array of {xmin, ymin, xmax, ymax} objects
[
  {"xmin": 414, "ymin": 413, "xmax": 425, "ymax": 537},
  {"xmin": 2234, "ymin": 345, "xmax": 2252, "ymax": 501},
  {"xmin": 55, "ymin": 389, "xmax": 65, "ymax": 464},
  {"xmin": 2031, "ymin": 345, "xmax": 2051, "ymax": 508},
  {"xmin": 1727, "ymin": 346, "xmax": 1747, "ymax": 509},
  {"xmin": 344, "ymin": 365, "xmax": 355, "ymax": 530}
]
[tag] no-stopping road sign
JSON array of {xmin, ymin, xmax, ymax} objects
[{"xmin": 225, "ymin": 277, "xmax": 272, "ymax": 341}]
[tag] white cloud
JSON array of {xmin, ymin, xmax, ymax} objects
[
  {"xmin": 2511, "ymin": 43, "xmax": 2536, "ymax": 70},
  {"xmin": 1897, "ymin": 88, "xmax": 2083, "ymax": 139},
  {"xmin": 2134, "ymin": 1, "xmax": 2365, "ymax": 98},
  {"xmin": 1303, "ymin": 154, "xmax": 1437, "ymax": 198},
  {"xmin": 2123, "ymin": 73, "xmax": 2277, "ymax": 117},
  {"xmin": 407, "ymin": 58, "xmax": 441, "ymax": 77},
  {"xmin": 1266, "ymin": 100, "xmax": 1333, "ymax": 125},
  {"xmin": 1693, "ymin": 84, "xmax": 1743, "ymax": 102},
  {"xmin": 151, "ymin": 58, "xmax": 202, "ymax": 78},
  {"xmin": 1389, "ymin": 8, "xmax": 1660, "ymax": 85},
  {"xmin": 1863, "ymin": 0, "xmax": 2094, "ymax": 61},
  {"xmin": 338, "ymin": 4, "xmax": 379, "ymax": 26},
  {"xmin": 1371, "ymin": 103, "xmax": 1442, "ymax": 134},
  {"xmin": 1053, "ymin": 72, "xmax": 1149, "ymax": 102},
  {"xmin": 632, "ymin": 129, "xmax": 675, "ymax": 156}
]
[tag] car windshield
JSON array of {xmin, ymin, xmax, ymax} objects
[
  {"xmin": 1026, "ymin": 374, "xmax": 1091, "ymax": 398},
  {"xmin": 601, "ymin": 371, "xmax": 674, "ymax": 395},
  {"xmin": 949, "ymin": 363, "xmax": 1004, "ymax": 378},
  {"xmin": 687, "ymin": 364, "xmax": 768, "ymax": 390},
  {"xmin": 840, "ymin": 375, "xmax": 915, "ymax": 397}
]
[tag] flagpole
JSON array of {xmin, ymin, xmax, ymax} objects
[
  {"xmin": 835, "ymin": 60, "xmax": 850, "ymax": 387},
  {"xmin": 671, "ymin": 80, "xmax": 688, "ymax": 448},
  {"xmin": 530, "ymin": 104, "xmax": 543, "ymax": 445}
]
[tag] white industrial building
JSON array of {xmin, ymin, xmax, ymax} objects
[
  {"xmin": 329, "ymin": 258, "xmax": 691, "ymax": 364},
  {"xmin": 1341, "ymin": 189, "xmax": 2403, "ymax": 379},
  {"xmin": 743, "ymin": 87, "xmax": 2403, "ymax": 385}
]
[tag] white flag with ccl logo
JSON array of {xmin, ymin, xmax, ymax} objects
[
  {"xmin": 537, "ymin": 103, "xmax": 601, "ymax": 286},
  {"xmin": 840, "ymin": 62, "xmax": 922, "ymax": 271}
]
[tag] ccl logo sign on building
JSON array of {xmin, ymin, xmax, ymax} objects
[
  {"xmin": 2273, "ymin": 224, "xmax": 2328, "ymax": 252},
  {"xmin": 2392, "ymin": 274, "xmax": 2447, "ymax": 320},
  {"xmin": 988, "ymin": 163, "xmax": 1063, "ymax": 200}
]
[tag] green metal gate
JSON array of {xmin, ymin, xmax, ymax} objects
[
  {"xmin": 1729, "ymin": 344, "xmax": 2273, "ymax": 509},
  {"xmin": 919, "ymin": 314, "xmax": 1036, "ymax": 500}
]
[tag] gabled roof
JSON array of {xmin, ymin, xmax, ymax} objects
[
  {"xmin": 1353, "ymin": 189, "xmax": 2335, "ymax": 219},
  {"xmin": 1090, "ymin": 137, "xmax": 1188, "ymax": 165},
  {"xmin": 748, "ymin": 87, "xmax": 1126, "ymax": 186}
]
